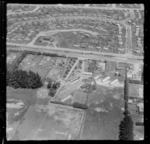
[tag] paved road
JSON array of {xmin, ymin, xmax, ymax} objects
[
  {"xmin": 7, "ymin": 44, "xmax": 143, "ymax": 64},
  {"xmin": 7, "ymin": 4, "xmax": 144, "ymax": 13},
  {"xmin": 7, "ymin": 43, "xmax": 143, "ymax": 59}
]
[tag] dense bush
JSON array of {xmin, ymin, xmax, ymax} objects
[
  {"xmin": 73, "ymin": 102, "xmax": 88, "ymax": 109},
  {"xmin": 129, "ymin": 79, "xmax": 143, "ymax": 84},
  {"xmin": 48, "ymin": 90, "xmax": 56, "ymax": 97},
  {"xmin": 47, "ymin": 79, "xmax": 60, "ymax": 90},
  {"xmin": 119, "ymin": 115, "xmax": 134, "ymax": 140},
  {"xmin": 43, "ymin": 52, "xmax": 66, "ymax": 58},
  {"xmin": 135, "ymin": 122, "xmax": 144, "ymax": 126},
  {"xmin": 7, "ymin": 69, "xmax": 43, "ymax": 89}
]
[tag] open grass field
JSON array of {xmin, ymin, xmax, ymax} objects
[
  {"xmin": 105, "ymin": 61, "xmax": 117, "ymax": 73},
  {"xmin": 10, "ymin": 103, "xmax": 84, "ymax": 140},
  {"xmin": 46, "ymin": 66, "xmax": 61, "ymax": 80},
  {"xmin": 57, "ymin": 32, "xmax": 78, "ymax": 49},
  {"xmin": 72, "ymin": 89, "xmax": 88, "ymax": 105},
  {"xmin": 87, "ymin": 86, "xmax": 124, "ymax": 107},
  {"xmin": 7, "ymin": 86, "xmax": 50, "ymax": 140},
  {"xmin": 81, "ymin": 105, "xmax": 124, "ymax": 140},
  {"xmin": 56, "ymin": 79, "xmax": 83, "ymax": 100},
  {"xmin": 7, "ymin": 100, "xmax": 29, "ymax": 125},
  {"xmin": 7, "ymin": 87, "xmax": 37, "ymax": 105},
  {"xmin": 80, "ymin": 86, "xmax": 124, "ymax": 140}
]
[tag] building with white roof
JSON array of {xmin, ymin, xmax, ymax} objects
[
  {"xmin": 61, "ymin": 95, "xmax": 72, "ymax": 102},
  {"xmin": 110, "ymin": 79, "xmax": 118, "ymax": 85},
  {"xmin": 102, "ymin": 76, "xmax": 110, "ymax": 82}
]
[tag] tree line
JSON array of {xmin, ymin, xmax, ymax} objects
[
  {"xmin": 9, "ymin": 49, "xmax": 67, "ymax": 58},
  {"xmin": 119, "ymin": 66, "xmax": 134, "ymax": 140}
]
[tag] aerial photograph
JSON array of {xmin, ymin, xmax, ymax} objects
[{"xmin": 6, "ymin": 4, "xmax": 144, "ymax": 140}]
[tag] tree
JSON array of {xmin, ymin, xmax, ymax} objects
[
  {"xmin": 88, "ymin": 60, "xmax": 97, "ymax": 73},
  {"xmin": 124, "ymin": 66, "xmax": 129, "ymax": 113},
  {"xmin": 119, "ymin": 115, "xmax": 134, "ymax": 140},
  {"xmin": 47, "ymin": 80, "xmax": 53, "ymax": 89},
  {"xmin": 48, "ymin": 90, "xmax": 56, "ymax": 97},
  {"xmin": 7, "ymin": 69, "xmax": 43, "ymax": 89},
  {"xmin": 7, "ymin": 70, "xmax": 12, "ymax": 86}
]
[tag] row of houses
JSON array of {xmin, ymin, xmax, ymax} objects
[{"xmin": 94, "ymin": 75, "xmax": 124, "ymax": 88}]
